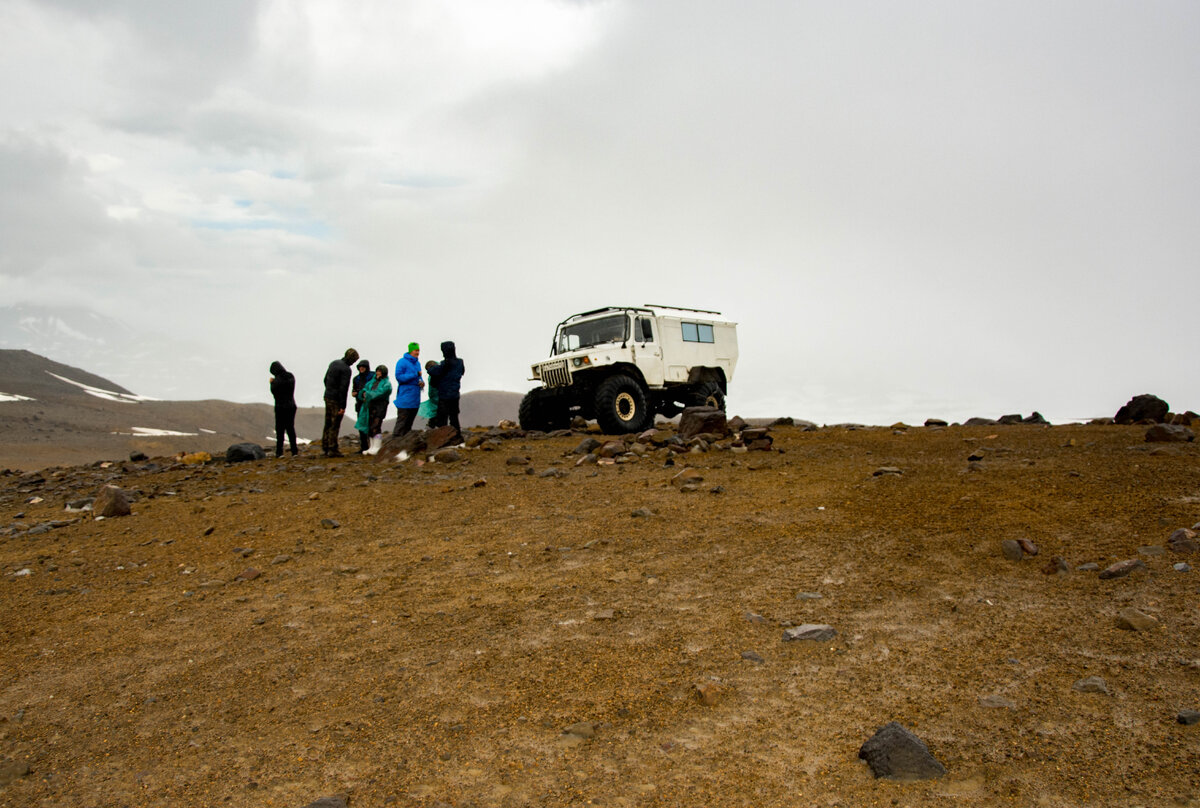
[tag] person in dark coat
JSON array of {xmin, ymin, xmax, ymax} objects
[
  {"xmin": 269, "ymin": 361, "xmax": 298, "ymax": 457},
  {"xmin": 351, "ymin": 359, "xmax": 372, "ymax": 452},
  {"xmin": 322, "ymin": 347, "xmax": 359, "ymax": 457},
  {"xmin": 428, "ymin": 340, "xmax": 465, "ymax": 441}
]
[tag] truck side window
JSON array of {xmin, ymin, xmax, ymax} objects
[{"xmin": 638, "ymin": 318, "xmax": 654, "ymax": 342}]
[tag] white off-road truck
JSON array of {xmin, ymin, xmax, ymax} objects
[{"xmin": 519, "ymin": 305, "xmax": 738, "ymax": 434}]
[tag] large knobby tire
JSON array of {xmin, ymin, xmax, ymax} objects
[
  {"xmin": 690, "ymin": 381, "xmax": 726, "ymax": 411},
  {"xmin": 595, "ymin": 375, "xmax": 650, "ymax": 434},
  {"xmin": 519, "ymin": 388, "xmax": 568, "ymax": 432}
]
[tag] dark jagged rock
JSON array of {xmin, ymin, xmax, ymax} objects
[
  {"xmin": 1115, "ymin": 394, "xmax": 1169, "ymax": 425},
  {"xmin": 997, "ymin": 414, "xmax": 1024, "ymax": 425},
  {"xmin": 226, "ymin": 443, "xmax": 266, "ymax": 463},
  {"xmin": 1023, "ymin": 412, "xmax": 1049, "ymax": 425},
  {"xmin": 1098, "ymin": 559, "xmax": 1146, "ymax": 579},
  {"xmin": 924, "ymin": 418, "xmax": 948, "ymax": 427},
  {"xmin": 425, "ymin": 425, "xmax": 460, "ymax": 451},
  {"xmin": 573, "ymin": 437, "xmax": 602, "ymax": 455},
  {"xmin": 1168, "ymin": 528, "xmax": 1198, "ymax": 554},
  {"xmin": 858, "ymin": 722, "xmax": 946, "ymax": 781},
  {"xmin": 679, "ymin": 407, "xmax": 727, "ymax": 440},
  {"xmin": 93, "ymin": 485, "xmax": 131, "ymax": 518},
  {"xmin": 377, "ymin": 430, "xmax": 426, "ymax": 462},
  {"xmin": 1145, "ymin": 424, "xmax": 1194, "ymax": 443},
  {"xmin": 964, "ymin": 417, "xmax": 997, "ymax": 426}
]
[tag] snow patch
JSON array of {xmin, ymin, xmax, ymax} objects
[
  {"xmin": 0, "ymin": 392, "xmax": 34, "ymax": 402},
  {"xmin": 116, "ymin": 427, "xmax": 200, "ymax": 437},
  {"xmin": 46, "ymin": 371, "xmax": 160, "ymax": 402}
]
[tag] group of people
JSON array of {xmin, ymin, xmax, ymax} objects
[{"xmin": 267, "ymin": 341, "xmax": 465, "ymax": 459}]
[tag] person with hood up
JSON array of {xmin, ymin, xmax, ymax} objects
[
  {"xmin": 269, "ymin": 360, "xmax": 299, "ymax": 457},
  {"xmin": 428, "ymin": 340, "xmax": 465, "ymax": 441},
  {"xmin": 392, "ymin": 342, "xmax": 424, "ymax": 437},
  {"xmin": 351, "ymin": 359, "xmax": 373, "ymax": 452},
  {"xmin": 322, "ymin": 347, "xmax": 359, "ymax": 457},
  {"xmin": 355, "ymin": 364, "xmax": 392, "ymax": 455}
]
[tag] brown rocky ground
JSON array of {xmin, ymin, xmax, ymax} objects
[{"xmin": 0, "ymin": 422, "xmax": 1198, "ymax": 807}]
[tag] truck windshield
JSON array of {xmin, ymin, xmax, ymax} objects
[{"xmin": 556, "ymin": 314, "xmax": 628, "ymax": 354}]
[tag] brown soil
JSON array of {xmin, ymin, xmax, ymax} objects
[{"xmin": 1, "ymin": 424, "xmax": 1198, "ymax": 807}]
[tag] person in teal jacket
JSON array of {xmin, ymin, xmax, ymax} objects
[{"xmin": 356, "ymin": 365, "xmax": 392, "ymax": 455}]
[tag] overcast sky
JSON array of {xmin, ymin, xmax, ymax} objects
[{"xmin": 1, "ymin": 0, "xmax": 1198, "ymax": 423}]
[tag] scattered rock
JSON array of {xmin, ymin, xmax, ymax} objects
[
  {"xmin": 1016, "ymin": 538, "xmax": 1039, "ymax": 556},
  {"xmin": 378, "ymin": 430, "xmax": 427, "ymax": 462},
  {"xmin": 964, "ymin": 417, "xmax": 997, "ymax": 427},
  {"xmin": 782, "ymin": 624, "xmax": 836, "ymax": 642},
  {"xmin": 1072, "ymin": 676, "xmax": 1109, "ymax": 694},
  {"xmin": 573, "ymin": 437, "xmax": 602, "ymax": 455},
  {"xmin": 630, "ymin": 508, "xmax": 653, "ymax": 518},
  {"xmin": 1098, "ymin": 559, "xmax": 1146, "ymax": 580},
  {"xmin": 320, "ymin": 518, "xmax": 340, "ymax": 530},
  {"xmin": 539, "ymin": 468, "xmax": 568, "ymax": 479},
  {"xmin": 1077, "ymin": 562, "xmax": 1100, "ymax": 572},
  {"xmin": 679, "ymin": 406, "xmax": 727, "ymax": 440},
  {"xmin": 796, "ymin": 592, "xmax": 823, "ymax": 600},
  {"xmin": 1042, "ymin": 556, "xmax": 1070, "ymax": 574},
  {"xmin": 1168, "ymin": 528, "xmax": 1198, "ymax": 554},
  {"xmin": 694, "ymin": 681, "xmax": 723, "ymax": 706},
  {"xmin": 1115, "ymin": 607, "xmax": 1157, "ymax": 631},
  {"xmin": 671, "ymin": 468, "xmax": 704, "ymax": 488},
  {"xmin": 431, "ymin": 448, "xmax": 463, "ymax": 463},
  {"xmin": 1177, "ymin": 710, "xmax": 1200, "ymax": 726},
  {"xmin": 505, "ymin": 456, "xmax": 529, "ymax": 466},
  {"xmin": 1115, "ymin": 394, "xmax": 1169, "ymax": 425},
  {"xmin": 1000, "ymin": 540, "xmax": 1024, "ymax": 562},
  {"xmin": 924, "ymin": 418, "xmax": 948, "ymax": 427},
  {"xmin": 563, "ymin": 721, "xmax": 594, "ymax": 739},
  {"xmin": 425, "ymin": 425, "xmax": 460, "ymax": 451},
  {"xmin": 997, "ymin": 414, "xmax": 1024, "ymax": 425},
  {"xmin": 94, "ymin": 485, "xmax": 132, "ymax": 518},
  {"xmin": 1023, "ymin": 411, "xmax": 1049, "ymax": 425},
  {"xmin": 0, "ymin": 759, "xmax": 31, "ymax": 785},
  {"xmin": 1145, "ymin": 424, "xmax": 1194, "ymax": 443},
  {"xmin": 743, "ymin": 612, "xmax": 768, "ymax": 624},
  {"xmin": 741, "ymin": 650, "xmax": 765, "ymax": 664},
  {"xmin": 979, "ymin": 695, "xmax": 1016, "ymax": 709},
  {"xmin": 872, "ymin": 467, "xmax": 903, "ymax": 476},
  {"xmin": 1175, "ymin": 562, "xmax": 1192, "ymax": 572},
  {"xmin": 858, "ymin": 722, "xmax": 946, "ymax": 781},
  {"xmin": 129, "ymin": 451, "xmax": 147, "ymax": 462},
  {"xmin": 270, "ymin": 554, "xmax": 291, "ymax": 565},
  {"xmin": 226, "ymin": 443, "xmax": 267, "ymax": 463},
  {"xmin": 968, "ymin": 449, "xmax": 986, "ymax": 462}
]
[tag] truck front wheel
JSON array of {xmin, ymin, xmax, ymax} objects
[
  {"xmin": 519, "ymin": 388, "xmax": 569, "ymax": 432},
  {"xmin": 595, "ymin": 375, "xmax": 651, "ymax": 434}
]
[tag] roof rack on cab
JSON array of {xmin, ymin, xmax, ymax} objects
[{"xmin": 644, "ymin": 303, "xmax": 723, "ymax": 316}]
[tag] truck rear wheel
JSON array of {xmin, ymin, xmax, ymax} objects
[
  {"xmin": 690, "ymin": 381, "xmax": 726, "ymax": 411},
  {"xmin": 519, "ymin": 388, "xmax": 569, "ymax": 432},
  {"xmin": 595, "ymin": 375, "xmax": 651, "ymax": 434}
]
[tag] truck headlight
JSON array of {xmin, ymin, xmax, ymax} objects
[{"xmin": 572, "ymin": 357, "xmax": 591, "ymax": 367}]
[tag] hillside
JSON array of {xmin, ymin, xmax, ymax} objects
[
  {"xmin": 0, "ymin": 421, "xmax": 1196, "ymax": 806},
  {"xmin": 0, "ymin": 351, "xmax": 522, "ymax": 470}
]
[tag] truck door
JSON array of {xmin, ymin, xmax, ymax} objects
[{"xmin": 631, "ymin": 315, "xmax": 665, "ymax": 386}]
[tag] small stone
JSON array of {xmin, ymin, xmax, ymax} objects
[
  {"xmin": 271, "ymin": 554, "xmax": 291, "ymax": 565},
  {"xmin": 1174, "ymin": 562, "xmax": 1191, "ymax": 572},
  {"xmin": 235, "ymin": 567, "xmax": 261, "ymax": 581},
  {"xmin": 872, "ymin": 467, "xmax": 903, "ymax": 476},
  {"xmin": 1072, "ymin": 676, "xmax": 1109, "ymax": 694},
  {"xmin": 472, "ymin": 478, "xmax": 487, "ymax": 488},
  {"xmin": 1115, "ymin": 607, "xmax": 1157, "ymax": 631},
  {"xmin": 506, "ymin": 456, "xmax": 529, "ymax": 466},
  {"xmin": 1177, "ymin": 710, "xmax": 1200, "ymax": 725},
  {"xmin": 743, "ymin": 612, "xmax": 768, "ymax": 624},
  {"xmin": 94, "ymin": 485, "xmax": 132, "ymax": 518},
  {"xmin": 1000, "ymin": 540, "xmax": 1024, "ymax": 562},
  {"xmin": 782, "ymin": 624, "xmax": 836, "ymax": 642},
  {"xmin": 694, "ymin": 681, "xmax": 723, "ymax": 706},
  {"xmin": 0, "ymin": 760, "xmax": 31, "ymax": 785},
  {"xmin": 1042, "ymin": 556, "xmax": 1070, "ymax": 574},
  {"xmin": 432, "ymin": 448, "xmax": 462, "ymax": 463},
  {"xmin": 979, "ymin": 695, "xmax": 1016, "ymax": 709},
  {"xmin": 320, "ymin": 518, "xmax": 340, "ymax": 530},
  {"xmin": 1016, "ymin": 538, "xmax": 1039, "ymax": 556},
  {"xmin": 1077, "ymin": 562, "xmax": 1100, "ymax": 572},
  {"xmin": 796, "ymin": 592, "xmax": 823, "ymax": 600},
  {"xmin": 858, "ymin": 722, "xmax": 946, "ymax": 781},
  {"xmin": 1099, "ymin": 559, "xmax": 1146, "ymax": 580},
  {"xmin": 564, "ymin": 721, "xmax": 594, "ymax": 739},
  {"xmin": 1168, "ymin": 528, "xmax": 1199, "ymax": 554},
  {"xmin": 741, "ymin": 650, "xmax": 765, "ymax": 664},
  {"xmin": 968, "ymin": 450, "xmax": 985, "ymax": 462},
  {"xmin": 1145, "ymin": 424, "xmax": 1194, "ymax": 443},
  {"xmin": 630, "ymin": 508, "xmax": 653, "ymax": 518}
]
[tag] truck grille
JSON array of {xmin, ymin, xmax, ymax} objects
[{"xmin": 537, "ymin": 360, "xmax": 571, "ymax": 388}]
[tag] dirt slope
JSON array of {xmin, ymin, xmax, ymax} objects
[{"xmin": 0, "ymin": 423, "xmax": 1197, "ymax": 807}]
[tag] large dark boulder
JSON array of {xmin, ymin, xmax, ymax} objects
[
  {"xmin": 377, "ymin": 430, "xmax": 427, "ymax": 462},
  {"xmin": 679, "ymin": 406, "xmax": 728, "ymax": 440},
  {"xmin": 425, "ymin": 425, "xmax": 460, "ymax": 451},
  {"xmin": 1115, "ymin": 394, "xmax": 1169, "ymax": 425},
  {"xmin": 1023, "ymin": 411, "xmax": 1049, "ymax": 425},
  {"xmin": 1145, "ymin": 424, "xmax": 1194, "ymax": 443},
  {"xmin": 858, "ymin": 722, "xmax": 946, "ymax": 781},
  {"xmin": 94, "ymin": 485, "xmax": 131, "ymax": 518},
  {"xmin": 226, "ymin": 443, "xmax": 266, "ymax": 463}
]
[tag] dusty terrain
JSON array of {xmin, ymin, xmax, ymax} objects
[{"xmin": 0, "ymin": 422, "xmax": 1198, "ymax": 807}]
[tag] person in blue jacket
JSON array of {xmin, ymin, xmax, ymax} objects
[
  {"xmin": 391, "ymin": 342, "xmax": 424, "ymax": 436},
  {"xmin": 428, "ymin": 340, "xmax": 465, "ymax": 441}
]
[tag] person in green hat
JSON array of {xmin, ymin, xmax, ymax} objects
[{"xmin": 391, "ymin": 342, "xmax": 424, "ymax": 437}]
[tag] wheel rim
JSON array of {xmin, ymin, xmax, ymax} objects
[
  {"xmin": 704, "ymin": 394, "xmax": 720, "ymax": 408},
  {"xmin": 615, "ymin": 392, "xmax": 637, "ymax": 422}
]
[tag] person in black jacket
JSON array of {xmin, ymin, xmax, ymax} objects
[
  {"xmin": 322, "ymin": 347, "xmax": 359, "ymax": 457},
  {"xmin": 269, "ymin": 361, "xmax": 299, "ymax": 457},
  {"xmin": 351, "ymin": 359, "xmax": 372, "ymax": 452},
  {"xmin": 428, "ymin": 340, "xmax": 465, "ymax": 441}
]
